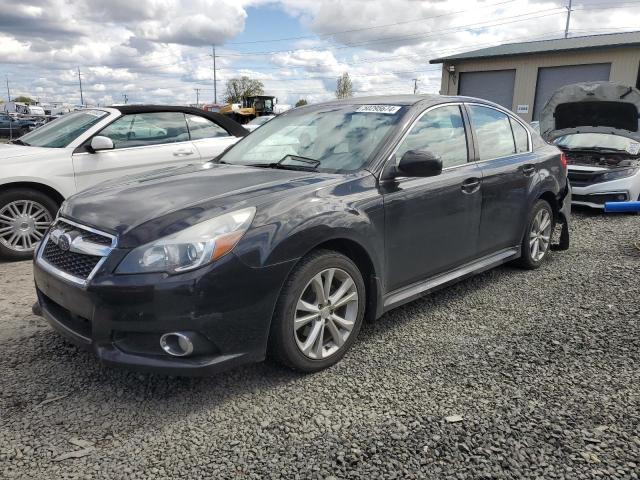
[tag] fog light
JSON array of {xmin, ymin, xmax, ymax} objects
[{"xmin": 160, "ymin": 332, "xmax": 194, "ymax": 357}]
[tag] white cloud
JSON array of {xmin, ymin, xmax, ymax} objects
[{"xmin": 1, "ymin": 0, "xmax": 639, "ymax": 106}]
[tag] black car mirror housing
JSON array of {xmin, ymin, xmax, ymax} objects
[{"xmin": 397, "ymin": 150, "xmax": 443, "ymax": 178}]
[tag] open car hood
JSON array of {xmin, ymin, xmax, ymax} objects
[{"xmin": 540, "ymin": 82, "xmax": 640, "ymax": 143}]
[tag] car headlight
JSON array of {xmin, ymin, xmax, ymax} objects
[
  {"xmin": 116, "ymin": 207, "xmax": 256, "ymax": 274},
  {"xmin": 599, "ymin": 167, "xmax": 639, "ymax": 182}
]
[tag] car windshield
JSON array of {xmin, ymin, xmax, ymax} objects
[
  {"xmin": 219, "ymin": 104, "xmax": 406, "ymax": 172},
  {"xmin": 555, "ymin": 133, "xmax": 637, "ymax": 153},
  {"xmin": 18, "ymin": 110, "xmax": 109, "ymax": 148}
]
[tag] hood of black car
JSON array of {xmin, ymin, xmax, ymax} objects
[
  {"xmin": 62, "ymin": 162, "xmax": 339, "ymax": 246},
  {"xmin": 540, "ymin": 82, "xmax": 640, "ymax": 143}
]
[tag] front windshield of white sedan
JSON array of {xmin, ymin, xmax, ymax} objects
[
  {"xmin": 220, "ymin": 104, "xmax": 407, "ymax": 172},
  {"xmin": 18, "ymin": 110, "xmax": 109, "ymax": 148},
  {"xmin": 555, "ymin": 133, "xmax": 637, "ymax": 153}
]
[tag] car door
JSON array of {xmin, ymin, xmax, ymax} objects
[
  {"xmin": 185, "ymin": 114, "xmax": 239, "ymax": 160},
  {"xmin": 72, "ymin": 111, "xmax": 201, "ymax": 192},
  {"xmin": 382, "ymin": 104, "xmax": 483, "ymax": 292},
  {"xmin": 0, "ymin": 114, "xmax": 11, "ymax": 136},
  {"xmin": 465, "ymin": 104, "xmax": 534, "ymax": 255}
]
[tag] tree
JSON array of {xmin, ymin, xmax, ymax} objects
[
  {"xmin": 295, "ymin": 99, "xmax": 308, "ymax": 107},
  {"xmin": 13, "ymin": 95, "xmax": 33, "ymax": 104},
  {"xmin": 335, "ymin": 73, "xmax": 353, "ymax": 99},
  {"xmin": 224, "ymin": 77, "xmax": 264, "ymax": 104}
]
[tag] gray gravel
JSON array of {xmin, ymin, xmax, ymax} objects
[{"xmin": 1, "ymin": 210, "xmax": 639, "ymax": 479}]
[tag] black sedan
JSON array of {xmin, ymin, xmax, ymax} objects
[{"xmin": 33, "ymin": 95, "xmax": 571, "ymax": 375}]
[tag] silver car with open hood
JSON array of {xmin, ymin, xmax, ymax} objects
[{"xmin": 540, "ymin": 82, "xmax": 640, "ymax": 209}]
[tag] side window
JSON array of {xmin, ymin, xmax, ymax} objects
[
  {"xmin": 396, "ymin": 105, "xmax": 468, "ymax": 169},
  {"xmin": 98, "ymin": 112, "xmax": 189, "ymax": 149},
  {"xmin": 510, "ymin": 118, "xmax": 529, "ymax": 153},
  {"xmin": 186, "ymin": 114, "xmax": 230, "ymax": 140},
  {"xmin": 467, "ymin": 105, "xmax": 516, "ymax": 160}
]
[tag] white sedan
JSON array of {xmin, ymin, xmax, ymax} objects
[{"xmin": 0, "ymin": 105, "xmax": 247, "ymax": 259}]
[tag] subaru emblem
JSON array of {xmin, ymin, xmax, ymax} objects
[{"xmin": 58, "ymin": 233, "xmax": 72, "ymax": 252}]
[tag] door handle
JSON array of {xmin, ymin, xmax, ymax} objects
[
  {"xmin": 522, "ymin": 164, "xmax": 536, "ymax": 176},
  {"xmin": 173, "ymin": 149, "xmax": 194, "ymax": 157},
  {"xmin": 461, "ymin": 177, "xmax": 481, "ymax": 194}
]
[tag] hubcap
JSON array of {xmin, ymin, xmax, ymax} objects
[
  {"xmin": 0, "ymin": 200, "xmax": 53, "ymax": 252},
  {"xmin": 529, "ymin": 208, "xmax": 552, "ymax": 262},
  {"xmin": 294, "ymin": 268, "xmax": 359, "ymax": 360}
]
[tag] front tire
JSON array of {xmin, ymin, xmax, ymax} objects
[
  {"xmin": 0, "ymin": 189, "xmax": 57, "ymax": 261},
  {"xmin": 516, "ymin": 199, "xmax": 554, "ymax": 269},
  {"xmin": 268, "ymin": 250, "xmax": 366, "ymax": 372}
]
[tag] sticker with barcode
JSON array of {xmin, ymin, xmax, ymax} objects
[{"xmin": 356, "ymin": 105, "xmax": 402, "ymax": 114}]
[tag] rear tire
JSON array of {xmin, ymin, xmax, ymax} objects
[
  {"xmin": 0, "ymin": 189, "xmax": 58, "ymax": 261},
  {"xmin": 516, "ymin": 199, "xmax": 554, "ymax": 269},
  {"xmin": 268, "ymin": 249, "xmax": 366, "ymax": 372}
]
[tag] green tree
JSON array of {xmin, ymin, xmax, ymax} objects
[
  {"xmin": 295, "ymin": 98, "xmax": 308, "ymax": 107},
  {"xmin": 335, "ymin": 73, "xmax": 353, "ymax": 99},
  {"xmin": 224, "ymin": 77, "xmax": 264, "ymax": 104},
  {"xmin": 13, "ymin": 96, "xmax": 34, "ymax": 104}
]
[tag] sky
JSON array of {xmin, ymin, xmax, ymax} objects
[{"xmin": 0, "ymin": 0, "xmax": 638, "ymax": 107}]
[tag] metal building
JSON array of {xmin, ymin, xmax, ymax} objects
[{"xmin": 431, "ymin": 31, "xmax": 640, "ymax": 122}]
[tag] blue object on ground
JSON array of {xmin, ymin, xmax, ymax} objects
[{"xmin": 604, "ymin": 201, "xmax": 640, "ymax": 212}]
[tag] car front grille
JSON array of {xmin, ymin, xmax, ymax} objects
[
  {"xmin": 42, "ymin": 241, "xmax": 102, "ymax": 279},
  {"xmin": 39, "ymin": 219, "xmax": 115, "ymax": 283},
  {"xmin": 568, "ymin": 170, "xmax": 601, "ymax": 186}
]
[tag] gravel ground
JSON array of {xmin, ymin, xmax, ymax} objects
[{"xmin": 1, "ymin": 210, "xmax": 639, "ymax": 479}]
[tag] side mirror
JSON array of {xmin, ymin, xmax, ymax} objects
[
  {"xmin": 397, "ymin": 150, "xmax": 443, "ymax": 177},
  {"xmin": 90, "ymin": 135, "xmax": 114, "ymax": 152}
]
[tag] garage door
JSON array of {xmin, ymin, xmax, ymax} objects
[
  {"xmin": 532, "ymin": 63, "xmax": 611, "ymax": 120},
  {"xmin": 458, "ymin": 70, "xmax": 516, "ymax": 109}
]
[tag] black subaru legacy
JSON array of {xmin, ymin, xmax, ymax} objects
[{"xmin": 33, "ymin": 95, "xmax": 571, "ymax": 375}]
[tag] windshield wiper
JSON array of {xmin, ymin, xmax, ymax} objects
[
  {"xmin": 246, "ymin": 155, "xmax": 321, "ymax": 172},
  {"xmin": 9, "ymin": 139, "xmax": 29, "ymax": 146},
  {"xmin": 560, "ymin": 146, "xmax": 626, "ymax": 154}
]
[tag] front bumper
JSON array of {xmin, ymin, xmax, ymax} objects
[
  {"xmin": 34, "ymin": 250, "xmax": 295, "ymax": 376},
  {"xmin": 569, "ymin": 173, "xmax": 640, "ymax": 209}
]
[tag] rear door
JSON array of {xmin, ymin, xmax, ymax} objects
[
  {"xmin": 72, "ymin": 112, "xmax": 200, "ymax": 191},
  {"xmin": 465, "ymin": 104, "xmax": 534, "ymax": 255},
  {"xmin": 185, "ymin": 114, "xmax": 239, "ymax": 160},
  {"xmin": 383, "ymin": 104, "xmax": 483, "ymax": 292}
]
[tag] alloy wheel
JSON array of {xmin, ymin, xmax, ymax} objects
[
  {"xmin": 529, "ymin": 208, "xmax": 552, "ymax": 262},
  {"xmin": 293, "ymin": 267, "xmax": 359, "ymax": 360},
  {"xmin": 0, "ymin": 200, "xmax": 53, "ymax": 252}
]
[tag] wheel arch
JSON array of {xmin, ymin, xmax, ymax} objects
[
  {"xmin": 0, "ymin": 181, "xmax": 65, "ymax": 206},
  {"xmin": 302, "ymin": 237, "xmax": 382, "ymax": 322}
]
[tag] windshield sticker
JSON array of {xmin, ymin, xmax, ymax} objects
[
  {"xmin": 356, "ymin": 105, "xmax": 402, "ymax": 114},
  {"xmin": 626, "ymin": 142, "xmax": 640, "ymax": 155},
  {"xmin": 84, "ymin": 110, "xmax": 107, "ymax": 117}
]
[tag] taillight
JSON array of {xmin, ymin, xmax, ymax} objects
[{"xmin": 560, "ymin": 153, "xmax": 568, "ymax": 171}]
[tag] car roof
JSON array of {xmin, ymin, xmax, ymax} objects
[
  {"xmin": 106, "ymin": 104, "xmax": 248, "ymax": 137},
  {"xmin": 313, "ymin": 94, "xmax": 505, "ymax": 109}
]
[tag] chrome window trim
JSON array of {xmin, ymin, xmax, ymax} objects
[
  {"xmin": 36, "ymin": 218, "xmax": 116, "ymax": 288},
  {"xmin": 380, "ymin": 102, "xmax": 471, "ymax": 179}
]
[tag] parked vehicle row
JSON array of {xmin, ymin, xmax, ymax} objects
[
  {"xmin": 0, "ymin": 106, "xmax": 247, "ymax": 259},
  {"xmin": 31, "ymin": 95, "xmax": 570, "ymax": 375}
]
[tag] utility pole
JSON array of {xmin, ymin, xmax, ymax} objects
[
  {"xmin": 5, "ymin": 76, "xmax": 10, "ymax": 102},
  {"xmin": 564, "ymin": 0, "xmax": 573, "ymax": 39},
  {"xmin": 412, "ymin": 78, "xmax": 419, "ymax": 95},
  {"xmin": 77, "ymin": 67, "xmax": 84, "ymax": 106},
  {"xmin": 194, "ymin": 88, "xmax": 201, "ymax": 107},
  {"xmin": 210, "ymin": 45, "xmax": 217, "ymax": 105},
  {"xmin": 123, "ymin": 94, "xmax": 129, "ymax": 104}
]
